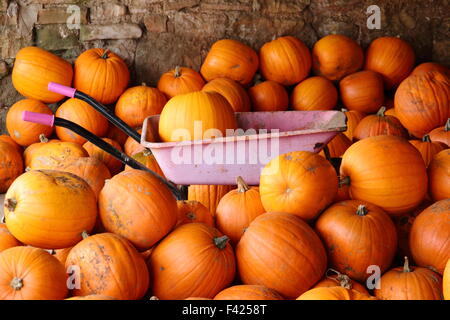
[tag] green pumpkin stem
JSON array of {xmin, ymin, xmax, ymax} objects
[
  {"xmin": 38, "ymin": 134, "xmax": 48, "ymax": 143},
  {"xmin": 339, "ymin": 176, "xmax": 350, "ymax": 188},
  {"xmin": 325, "ymin": 268, "xmax": 352, "ymax": 289},
  {"xmin": 5, "ymin": 198, "xmax": 17, "ymax": 212},
  {"xmin": 101, "ymin": 49, "xmax": 110, "ymax": 59},
  {"xmin": 356, "ymin": 205, "xmax": 368, "ymax": 216},
  {"xmin": 445, "ymin": 118, "xmax": 450, "ymax": 132},
  {"xmin": 236, "ymin": 176, "xmax": 250, "ymax": 193},
  {"xmin": 403, "ymin": 256, "xmax": 411, "ymax": 273},
  {"xmin": 376, "ymin": 106, "xmax": 386, "ymax": 117},
  {"xmin": 10, "ymin": 277, "xmax": 23, "ymax": 291},
  {"xmin": 213, "ymin": 235, "xmax": 230, "ymax": 250},
  {"xmin": 422, "ymin": 134, "xmax": 431, "ymax": 142},
  {"xmin": 174, "ymin": 66, "xmax": 181, "ymax": 78}
]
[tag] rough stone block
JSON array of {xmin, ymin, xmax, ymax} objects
[
  {"xmin": 36, "ymin": 24, "xmax": 80, "ymax": 51},
  {"xmin": 164, "ymin": 0, "xmax": 200, "ymax": 11},
  {"xmin": 80, "ymin": 23, "xmax": 142, "ymax": 41},
  {"xmin": 38, "ymin": 6, "xmax": 88, "ymax": 25},
  {"xmin": 144, "ymin": 14, "xmax": 168, "ymax": 33}
]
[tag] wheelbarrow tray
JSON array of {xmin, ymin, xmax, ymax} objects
[{"xmin": 141, "ymin": 110, "xmax": 347, "ymax": 185}]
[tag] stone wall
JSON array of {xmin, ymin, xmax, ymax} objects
[{"xmin": 0, "ymin": 0, "xmax": 449, "ymax": 133}]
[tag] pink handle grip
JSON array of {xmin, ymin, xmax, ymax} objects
[
  {"xmin": 22, "ymin": 111, "xmax": 55, "ymax": 127},
  {"xmin": 48, "ymin": 82, "xmax": 76, "ymax": 98}
]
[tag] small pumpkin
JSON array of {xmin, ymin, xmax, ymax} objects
[
  {"xmin": 202, "ymin": 78, "xmax": 251, "ymax": 112},
  {"xmin": 157, "ymin": 66, "xmax": 205, "ymax": 99},
  {"xmin": 12, "ymin": 46, "xmax": 73, "ymax": 103},
  {"xmin": 364, "ymin": 37, "xmax": 415, "ymax": 89},
  {"xmin": 83, "ymin": 138, "xmax": 123, "ymax": 175},
  {"xmin": 188, "ymin": 184, "xmax": 234, "ymax": 215},
  {"xmin": 374, "ymin": 257, "xmax": 443, "ymax": 300},
  {"xmin": 409, "ymin": 135, "xmax": 446, "ymax": 167},
  {"xmin": 214, "ymin": 285, "xmax": 284, "ymax": 300},
  {"xmin": 4, "ymin": 170, "xmax": 97, "ymax": 249},
  {"xmin": 0, "ymin": 135, "xmax": 22, "ymax": 154},
  {"xmin": 259, "ymin": 36, "xmax": 312, "ymax": 86},
  {"xmin": 339, "ymin": 70, "xmax": 385, "ymax": 113},
  {"xmin": 411, "ymin": 62, "xmax": 449, "ymax": 77},
  {"xmin": 200, "ymin": 39, "xmax": 259, "ymax": 86},
  {"xmin": 124, "ymin": 150, "xmax": 165, "ymax": 178},
  {"xmin": 124, "ymin": 128, "xmax": 148, "ymax": 156},
  {"xmin": 6, "ymin": 99, "xmax": 53, "ymax": 147},
  {"xmin": 26, "ymin": 140, "xmax": 88, "ymax": 168},
  {"xmin": 342, "ymin": 109, "xmax": 365, "ymax": 141},
  {"xmin": 176, "ymin": 200, "xmax": 214, "ymax": 228},
  {"xmin": 0, "ymin": 224, "xmax": 22, "ymax": 253},
  {"xmin": 428, "ymin": 118, "xmax": 449, "ymax": 147},
  {"xmin": 427, "ymin": 149, "xmax": 450, "ymax": 201},
  {"xmin": 65, "ymin": 232, "xmax": 149, "ymax": 300},
  {"xmin": 297, "ymin": 287, "xmax": 376, "ymax": 300},
  {"xmin": 215, "ymin": 176, "xmax": 265, "ymax": 246},
  {"xmin": 55, "ymin": 98, "xmax": 109, "ymax": 145},
  {"xmin": 313, "ymin": 269, "xmax": 369, "ymax": 295},
  {"xmin": 248, "ymin": 80, "xmax": 289, "ymax": 112},
  {"xmin": 291, "ymin": 76, "xmax": 337, "ymax": 111},
  {"xmin": 259, "ymin": 151, "xmax": 338, "ymax": 221},
  {"xmin": 149, "ymin": 223, "xmax": 236, "ymax": 300},
  {"xmin": 74, "ymin": 48, "xmax": 130, "ymax": 104},
  {"xmin": 312, "ymin": 34, "xmax": 364, "ymax": 81},
  {"xmin": 319, "ymin": 133, "xmax": 352, "ymax": 158},
  {"xmin": 236, "ymin": 212, "xmax": 327, "ymax": 299},
  {"xmin": 0, "ymin": 141, "xmax": 23, "ymax": 193}
]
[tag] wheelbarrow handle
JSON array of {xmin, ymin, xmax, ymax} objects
[
  {"xmin": 22, "ymin": 111, "xmax": 184, "ymax": 200},
  {"xmin": 47, "ymin": 82, "xmax": 141, "ymax": 143}
]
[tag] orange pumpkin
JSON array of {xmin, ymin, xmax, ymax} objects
[
  {"xmin": 105, "ymin": 123, "xmax": 129, "ymax": 147},
  {"xmin": 188, "ymin": 184, "xmax": 234, "ymax": 215},
  {"xmin": 202, "ymin": 78, "xmax": 251, "ymax": 112},
  {"xmin": 353, "ymin": 106, "xmax": 409, "ymax": 141},
  {"xmin": 297, "ymin": 287, "xmax": 376, "ymax": 300},
  {"xmin": 214, "ymin": 285, "xmax": 284, "ymax": 300},
  {"xmin": 428, "ymin": 149, "xmax": 450, "ymax": 201},
  {"xmin": 339, "ymin": 70, "xmax": 385, "ymax": 113},
  {"xmin": 98, "ymin": 169, "xmax": 178, "ymax": 251},
  {"xmin": 0, "ymin": 247, "xmax": 68, "ymax": 300},
  {"xmin": 12, "ymin": 46, "xmax": 73, "ymax": 103},
  {"xmin": 23, "ymin": 135, "xmax": 59, "ymax": 167},
  {"xmin": 365, "ymin": 37, "xmax": 415, "ymax": 89},
  {"xmin": 291, "ymin": 76, "xmax": 337, "ymax": 111},
  {"xmin": 51, "ymin": 247, "xmax": 73, "ymax": 266},
  {"xmin": 200, "ymin": 39, "xmax": 259, "ymax": 86},
  {"xmin": 444, "ymin": 259, "xmax": 450, "ymax": 300},
  {"xmin": 395, "ymin": 70, "xmax": 449, "ymax": 138},
  {"xmin": 55, "ymin": 98, "xmax": 109, "ymax": 145},
  {"xmin": 374, "ymin": 257, "xmax": 443, "ymax": 300},
  {"xmin": 0, "ymin": 141, "xmax": 23, "ymax": 193},
  {"xmin": 411, "ymin": 62, "xmax": 449, "ymax": 77},
  {"xmin": 124, "ymin": 128, "xmax": 146, "ymax": 156},
  {"xmin": 259, "ymin": 151, "xmax": 338, "ymax": 221},
  {"xmin": 259, "ymin": 36, "xmax": 311, "ymax": 86},
  {"xmin": 157, "ymin": 66, "xmax": 205, "ymax": 99},
  {"xmin": 340, "ymin": 135, "xmax": 427, "ymax": 215},
  {"xmin": 124, "ymin": 150, "xmax": 165, "ymax": 178},
  {"xmin": 342, "ymin": 109, "xmax": 365, "ymax": 141},
  {"xmin": 312, "ymin": 34, "xmax": 364, "ymax": 81},
  {"xmin": 66, "ymin": 232, "xmax": 149, "ymax": 300},
  {"xmin": 409, "ymin": 135, "xmax": 446, "ymax": 167},
  {"xmin": 0, "ymin": 135, "xmax": 22, "ymax": 154},
  {"xmin": 149, "ymin": 223, "xmax": 236, "ymax": 300},
  {"xmin": 4, "ymin": 170, "xmax": 97, "ymax": 249},
  {"xmin": 6, "ymin": 99, "xmax": 54, "ymax": 147},
  {"xmin": 236, "ymin": 212, "xmax": 327, "ymax": 299},
  {"xmin": 319, "ymin": 133, "xmax": 352, "ymax": 158},
  {"xmin": 313, "ymin": 269, "xmax": 369, "ymax": 295},
  {"xmin": 0, "ymin": 224, "xmax": 22, "ymax": 252},
  {"xmin": 25, "ymin": 140, "xmax": 86, "ymax": 170},
  {"xmin": 83, "ymin": 138, "xmax": 123, "ymax": 175},
  {"xmin": 428, "ymin": 118, "xmax": 449, "ymax": 147},
  {"xmin": 409, "ymin": 199, "xmax": 450, "ymax": 274},
  {"xmin": 215, "ymin": 177, "xmax": 265, "ymax": 245},
  {"xmin": 248, "ymin": 80, "xmax": 289, "ymax": 112},
  {"xmin": 176, "ymin": 200, "xmax": 214, "ymax": 228},
  {"xmin": 158, "ymin": 91, "xmax": 237, "ymax": 142},
  {"xmin": 74, "ymin": 48, "xmax": 129, "ymax": 104}
]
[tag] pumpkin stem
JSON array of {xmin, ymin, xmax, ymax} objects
[
  {"xmin": 339, "ymin": 176, "xmax": 350, "ymax": 187},
  {"xmin": 356, "ymin": 205, "xmax": 368, "ymax": 216},
  {"xmin": 101, "ymin": 49, "xmax": 110, "ymax": 59},
  {"xmin": 49, "ymin": 249, "xmax": 56, "ymax": 255},
  {"xmin": 445, "ymin": 118, "xmax": 450, "ymax": 132},
  {"xmin": 149, "ymin": 296, "xmax": 159, "ymax": 300},
  {"xmin": 376, "ymin": 106, "xmax": 386, "ymax": 117},
  {"xmin": 141, "ymin": 82, "xmax": 147, "ymax": 87},
  {"xmin": 403, "ymin": 256, "xmax": 411, "ymax": 273},
  {"xmin": 213, "ymin": 235, "xmax": 230, "ymax": 250},
  {"xmin": 422, "ymin": 134, "xmax": 431, "ymax": 142},
  {"xmin": 236, "ymin": 176, "xmax": 250, "ymax": 193},
  {"xmin": 5, "ymin": 198, "xmax": 17, "ymax": 212},
  {"xmin": 10, "ymin": 277, "xmax": 23, "ymax": 290},
  {"xmin": 271, "ymin": 35, "xmax": 277, "ymax": 41},
  {"xmin": 143, "ymin": 148, "xmax": 152, "ymax": 156},
  {"xmin": 81, "ymin": 230, "xmax": 89, "ymax": 239},
  {"xmin": 325, "ymin": 268, "xmax": 353, "ymax": 289},
  {"xmin": 38, "ymin": 134, "xmax": 48, "ymax": 143},
  {"xmin": 174, "ymin": 66, "xmax": 181, "ymax": 78},
  {"xmin": 341, "ymin": 108, "xmax": 348, "ymax": 112}
]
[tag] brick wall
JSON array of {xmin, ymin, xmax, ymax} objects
[{"xmin": 0, "ymin": 0, "xmax": 449, "ymax": 133}]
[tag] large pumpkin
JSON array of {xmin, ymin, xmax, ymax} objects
[
  {"xmin": 0, "ymin": 224, "xmax": 22, "ymax": 253},
  {"xmin": 158, "ymin": 91, "xmax": 237, "ymax": 142},
  {"xmin": 312, "ymin": 34, "xmax": 364, "ymax": 81},
  {"xmin": 0, "ymin": 247, "xmax": 68, "ymax": 300},
  {"xmin": 342, "ymin": 109, "xmax": 365, "ymax": 141},
  {"xmin": 374, "ymin": 256, "xmax": 443, "ymax": 300},
  {"xmin": 149, "ymin": 223, "xmax": 236, "ymax": 300},
  {"xmin": 340, "ymin": 135, "xmax": 427, "ymax": 215},
  {"xmin": 188, "ymin": 184, "xmax": 234, "ymax": 215},
  {"xmin": 412, "ymin": 62, "xmax": 449, "ymax": 77},
  {"xmin": 200, "ymin": 39, "xmax": 259, "ymax": 86},
  {"xmin": 409, "ymin": 135, "xmax": 446, "ymax": 167},
  {"xmin": 428, "ymin": 118, "xmax": 449, "ymax": 147},
  {"xmin": 6, "ymin": 99, "xmax": 54, "ymax": 146},
  {"xmin": 291, "ymin": 76, "xmax": 337, "ymax": 111},
  {"xmin": 444, "ymin": 259, "xmax": 450, "ymax": 300},
  {"xmin": 157, "ymin": 66, "xmax": 205, "ymax": 99},
  {"xmin": 259, "ymin": 151, "xmax": 338, "ymax": 221},
  {"xmin": 313, "ymin": 269, "xmax": 369, "ymax": 295},
  {"xmin": 214, "ymin": 285, "xmax": 284, "ymax": 300},
  {"xmin": 73, "ymin": 48, "xmax": 130, "ymax": 104},
  {"xmin": 297, "ymin": 287, "xmax": 376, "ymax": 300},
  {"xmin": 3, "ymin": 170, "xmax": 97, "ymax": 249},
  {"xmin": 83, "ymin": 138, "xmax": 123, "ymax": 175},
  {"xmin": 98, "ymin": 169, "xmax": 178, "ymax": 251},
  {"xmin": 55, "ymin": 98, "xmax": 109, "ymax": 145},
  {"xmin": 65, "ymin": 232, "xmax": 149, "ymax": 300},
  {"xmin": 353, "ymin": 107, "xmax": 409, "ymax": 141},
  {"xmin": 176, "ymin": 200, "xmax": 214, "ymax": 228},
  {"xmin": 364, "ymin": 37, "xmax": 415, "ymax": 89},
  {"xmin": 215, "ymin": 176, "xmax": 265, "ymax": 246},
  {"xmin": 248, "ymin": 80, "xmax": 289, "ymax": 112},
  {"xmin": 339, "ymin": 70, "xmax": 385, "ymax": 113},
  {"xmin": 428, "ymin": 149, "xmax": 450, "ymax": 201},
  {"xmin": 409, "ymin": 199, "xmax": 450, "ymax": 274},
  {"xmin": 0, "ymin": 141, "xmax": 23, "ymax": 193},
  {"xmin": 12, "ymin": 46, "xmax": 73, "ymax": 103},
  {"xmin": 259, "ymin": 36, "xmax": 311, "ymax": 86},
  {"xmin": 202, "ymin": 78, "xmax": 251, "ymax": 112},
  {"xmin": 395, "ymin": 71, "xmax": 449, "ymax": 138},
  {"xmin": 315, "ymin": 200, "xmax": 397, "ymax": 281}
]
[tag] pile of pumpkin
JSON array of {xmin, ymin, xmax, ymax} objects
[{"xmin": 0, "ymin": 34, "xmax": 449, "ymax": 300}]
